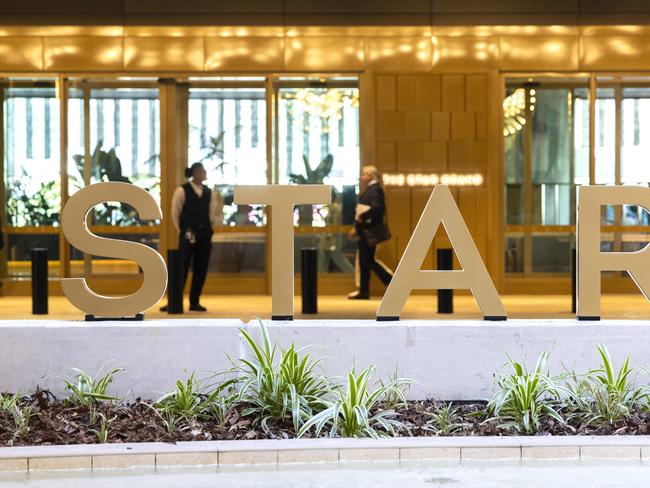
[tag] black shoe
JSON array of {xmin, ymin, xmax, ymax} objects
[
  {"xmin": 347, "ymin": 291, "xmax": 370, "ymax": 300},
  {"xmin": 189, "ymin": 304, "xmax": 207, "ymax": 312},
  {"xmin": 159, "ymin": 305, "xmax": 168, "ymax": 312}
]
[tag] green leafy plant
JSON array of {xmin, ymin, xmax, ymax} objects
[
  {"xmin": 154, "ymin": 372, "xmax": 236, "ymax": 433},
  {"xmin": 0, "ymin": 393, "xmax": 32, "ymax": 443},
  {"xmin": 298, "ymin": 366, "xmax": 411, "ymax": 438},
  {"xmin": 155, "ymin": 373, "xmax": 205, "ymax": 422},
  {"xmin": 487, "ymin": 352, "xmax": 567, "ymax": 434},
  {"xmin": 380, "ymin": 368, "xmax": 411, "ymax": 410},
  {"xmin": 5, "ymin": 174, "xmax": 60, "ymax": 226},
  {"xmin": 564, "ymin": 344, "xmax": 649, "ymax": 426},
  {"xmin": 72, "ymin": 141, "xmax": 159, "ymax": 226},
  {"xmin": 89, "ymin": 411, "xmax": 115, "ymax": 444},
  {"xmin": 423, "ymin": 403, "xmax": 468, "ymax": 435},
  {"xmin": 289, "ymin": 154, "xmax": 334, "ymax": 225},
  {"xmin": 61, "ymin": 367, "xmax": 123, "ymax": 406},
  {"xmin": 235, "ymin": 320, "xmax": 330, "ymax": 433},
  {"xmin": 10, "ymin": 405, "xmax": 32, "ymax": 441}
]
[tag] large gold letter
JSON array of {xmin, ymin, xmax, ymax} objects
[
  {"xmin": 377, "ymin": 185, "xmax": 505, "ymax": 321},
  {"xmin": 61, "ymin": 182, "xmax": 167, "ymax": 317},
  {"xmin": 577, "ymin": 185, "xmax": 650, "ymax": 320},
  {"xmin": 234, "ymin": 185, "xmax": 331, "ymax": 320}
]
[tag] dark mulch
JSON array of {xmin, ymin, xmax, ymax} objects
[{"xmin": 2, "ymin": 393, "xmax": 650, "ymax": 447}]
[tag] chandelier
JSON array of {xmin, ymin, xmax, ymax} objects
[
  {"xmin": 503, "ymin": 88, "xmax": 535, "ymax": 137},
  {"xmin": 287, "ymin": 88, "xmax": 359, "ymax": 123}
]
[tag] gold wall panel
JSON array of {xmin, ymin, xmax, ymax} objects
[
  {"xmin": 44, "ymin": 37, "xmax": 123, "ymax": 71},
  {"xmin": 580, "ymin": 36, "xmax": 650, "ymax": 70},
  {"xmin": 432, "ymin": 36, "xmax": 498, "ymax": 72},
  {"xmin": 365, "ymin": 37, "xmax": 431, "ymax": 72},
  {"xmin": 0, "ymin": 37, "xmax": 43, "ymax": 71},
  {"xmin": 124, "ymin": 36, "xmax": 204, "ymax": 71},
  {"xmin": 205, "ymin": 37, "xmax": 284, "ymax": 71},
  {"xmin": 285, "ymin": 37, "xmax": 364, "ymax": 71},
  {"xmin": 499, "ymin": 35, "xmax": 579, "ymax": 71}
]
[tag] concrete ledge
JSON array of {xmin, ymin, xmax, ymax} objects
[
  {"xmin": 0, "ymin": 436, "xmax": 649, "ymax": 471},
  {"xmin": 2, "ymin": 318, "xmax": 650, "ymax": 399}
]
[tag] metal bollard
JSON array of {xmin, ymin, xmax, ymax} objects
[
  {"xmin": 571, "ymin": 247, "xmax": 577, "ymax": 314},
  {"xmin": 167, "ymin": 249, "xmax": 183, "ymax": 314},
  {"xmin": 31, "ymin": 248, "xmax": 48, "ymax": 315},
  {"xmin": 437, "ymin": 248, "xmax": 453, "ymax": 314},
  {"xmin": 301, "ymin": 248, "xmax": 318, "ymax": 314}
]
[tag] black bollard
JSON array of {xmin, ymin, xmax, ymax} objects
[
  {"xmin": 571, "ymin": 247, "xmax": 576, "ymax": 314},
  {"xmin": 301, "ymin": 248, "xmax": 318, "ymax": 314},
  {"xmin": 437, "ymin": 248, "xmax": 453, "ymax": 314},
  {"xmin": 167, "ymin": 249, "xmax": 183, "ymax": 314},
  {"xmin": 31, "ymin": 248, "xmax": 48, "ymax": 315}
]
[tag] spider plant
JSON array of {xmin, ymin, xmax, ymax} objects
[
  {"xmin": 61, "ymin": 367, "xmax": 123, "ymax": 406},
  {"xmin": 564, "ymin": 344, "xmax": 649, "ymax": 426},
  {"xmin": 155, "ymin": 372, "xmax": 237, "ymax": 427},
  {"xmin": 0, "ymin": 393, "xmax": 20, "ymax": 412},
  {"xmin": 235, "ymin": 320, "xmax": 331, "ymax": 433},
  {"xmin": 487, "ymin": 352, "xmax": 567, "ymax": 434},
  {"xmin": 423, "ymin": 403, "xmax": 468, "ymax": 435},
  {"xmin": 297, "ymin": 366, "xmax": 411, "ymax": 438},
  {"xmin": 155, "ymin": 373, "xmax": 205, "ymax": 422},
  {"xmin": 380, "ymin": 368, "xmax": 411, "ymax": 410},
  {"xmin": 89, "ymin": 412, "xmax": 115, "ymax": 444}
]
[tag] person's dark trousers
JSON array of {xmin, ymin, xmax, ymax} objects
[
  {"xmin": 179, "ymin": 229, "xmax": 213, "ymax": 306},
  {"xmin": 358, "ymin": 236, "xmax": 392, "ymax": 295}
]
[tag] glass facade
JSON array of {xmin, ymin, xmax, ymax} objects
[
  {"xmin": 505, "ymin": 78, "xmax": 650, "ymax": 278},
  {"xmin": 0, "ymin": 76, "xmax": 361, "ymax": 289}
]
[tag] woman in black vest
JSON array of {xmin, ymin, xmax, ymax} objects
[
  {"xmin": 348, "ymin": 165, "xmax": 393, "ymax": 299},
  {"xmin": 168, "ymin": 162, "xmax": 215, "ymax": 311}
]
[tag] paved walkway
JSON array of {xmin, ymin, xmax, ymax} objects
[{"xmin": 0, "ymin": 294, "xmax": 649, "ymax": 321}]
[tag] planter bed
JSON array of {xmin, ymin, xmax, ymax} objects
[{"xmin": 2, "ymin": 394, "xmax": 650, "ymax": 448}]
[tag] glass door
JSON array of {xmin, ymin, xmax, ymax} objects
[
  {"xmin": 187, "ymin": 82, "xmax": 267, "ymax": 284},
  {"xmin": 66, "ymin": 80, "xmax": 161, "ymax": 290},
  {"xmin": 2, "ymin": 79, "xmax": 61, "ymax": 279},
  {"xmin": 275, "ymin": 77, "xmax": 360, "ymax": 277}
]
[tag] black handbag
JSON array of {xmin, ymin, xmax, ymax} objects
[{"xmin": 362, "ymin": 222, "xmax": 391, "ymax": 247}]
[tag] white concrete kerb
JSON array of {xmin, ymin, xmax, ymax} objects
[{"xmin": 0, "ymin": 436, "xmax": 649, "ymax": 472}]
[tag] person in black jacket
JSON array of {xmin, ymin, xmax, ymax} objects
[
  {"xmin": 348, "ymin": 165, "xmax": 393, "ymax": 299},
  {"xmin": 161, "ymin": 162, "xmax": 216, "ymax": 312}
]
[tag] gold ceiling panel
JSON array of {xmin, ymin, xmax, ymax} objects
[
  {"xmin": 285, "ymin": 37, "xmax": 364, "ymax": 71},
  {"xmin": 499, "ymin": 35, "xmax": 579, "ymax": 71},
  {"xmin": 432, "ymin": 36, "xmax": 498, "ymax": 72},
  {"xmin": 580, "ymin": 36, "xmax": 650, "ymax": 70},
  {"xmin": 125, "ymin": 26, "xmax": 283, "ymax": 38},
  {"xmin": 365, "ymin": 37, "xmax": 432, "ymax": 72},
  {"xmin": 124, "ymin": 37, "xmax": 204, "ymax": 72},
  {"xmin": 205, "ymin": 37, "xmax": 284, "ymax": 71},
  {"xmin": 0, "ymin": 26, "xmax": 123, "ymax": 37},
  {"xmin": 44, "ymin": 37, "xmax": 123, "ymax": 71},
  {"xmin": 285, "ymin": 26, "xmax": 431, "ymax": 37},
  {"xmin": 433, "ymin": 25, "xmax": 578, "ymax": 38},
  {"xmin": 0, "ymin": 37, "xmax": 43, "ymax": 71}
]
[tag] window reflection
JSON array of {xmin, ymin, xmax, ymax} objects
[{"xmin": 188, "ymin": 87, "xmax": 266, "ymax": 227}]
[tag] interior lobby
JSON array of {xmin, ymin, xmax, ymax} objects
[{"xmin": 3, "ymin": 1, "xmax": 650, "ymax": 319}]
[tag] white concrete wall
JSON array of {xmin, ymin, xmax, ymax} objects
[{"xmin": 1, "ymin": 319, "xmax": 650, "ymax": 400}]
